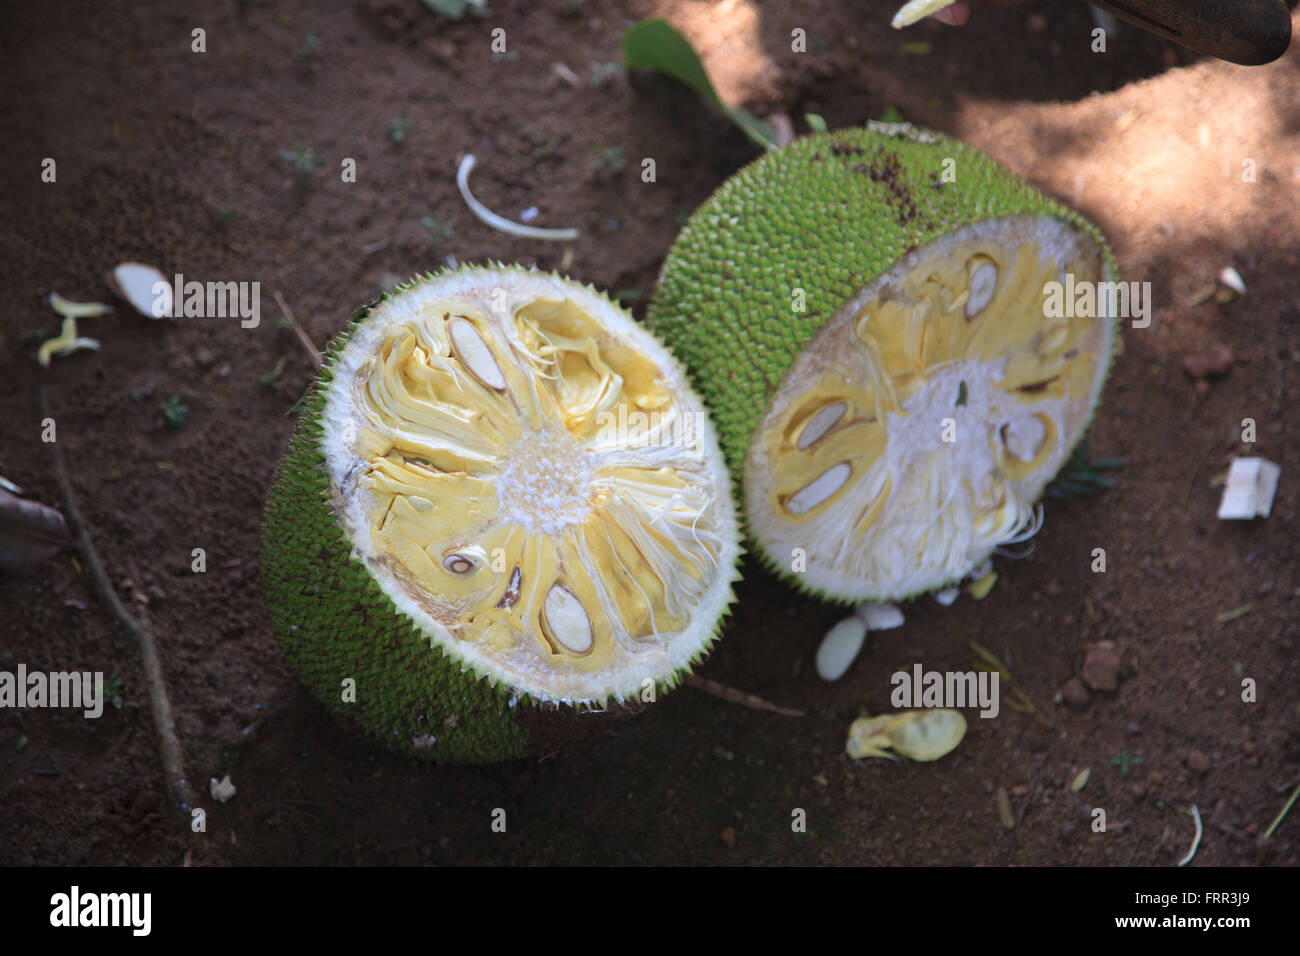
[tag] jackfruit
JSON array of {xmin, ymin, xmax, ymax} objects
[
  {"xmin": 648, "ymin": 124, "xmax": 1117, "ymax": 602},
  {"xmin": 261, "ymin": 266, "xmax": 740, "ymax": 761}
]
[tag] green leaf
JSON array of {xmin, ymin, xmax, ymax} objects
[
  {"xmin": 805, "ymin": 113, "xmax": 828, "ymax": 134},
  {"xmin": 422, "ymin": 0, "xmax": 468, "ymax": 18},
  {"xmin": 623, "ymin": 19, "xmax": 778, "ymax": 150}
]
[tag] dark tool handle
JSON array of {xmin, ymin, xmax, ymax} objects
[{"xmin": 1088, "ymin": 0, "xmax": 1292, "ymax": 65}]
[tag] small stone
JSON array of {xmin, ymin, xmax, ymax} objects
[
  {"xmin": 1061, "ymin": 677, "xmax": 1090, "ymax": 708},
  {"xmin": 209, "ymin": 775, "xmax": 237, "ymax": 803},
  {"xmin": 195, "ymin": 347, "xmax": 215, "ymax": 369},
  {"xmin": 1186, "ymin": 749, "xmax": 1210, "ymax": 773},
  {"xmin": 1182, "ymin": 343, "xmax": 1233, "ymax": 381},
  {"xmin": 1081, "ymin": 640, "xmax": 1121, "ymax": 692},
  {"xmin": 720, "ymin": 826, "xmax": 736, "ymax": 848},
  {"xmin": 1027, "ymin": 12, "xmax": 1048, "ymax": 33},
  {"xmin": 1125, "ymin": 721, "xmax": 1142, "ymax": 736}
]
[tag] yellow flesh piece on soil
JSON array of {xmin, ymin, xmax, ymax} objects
[{"xmin": 345, "ymin": 294, "xmax": 719, "ymax": 674}]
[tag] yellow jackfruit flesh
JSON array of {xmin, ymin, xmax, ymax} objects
[{"xmin": 261, "ymin": 266, "xmax": 740, "ymax": 761}]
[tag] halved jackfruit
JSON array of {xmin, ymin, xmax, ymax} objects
[{"xmin": 262, "ymin": 266, "xmax": 740, "ymax": 761}]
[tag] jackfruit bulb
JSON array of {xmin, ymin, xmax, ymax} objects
[
  {"xmin": 648, "ymin": 124, "xmax": 1118, "ymax": 602},
  {"xmin": 261, "ymin": 266, "xmax": 740, "ymax": 761}
]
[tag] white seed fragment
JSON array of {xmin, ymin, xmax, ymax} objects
[
  {"xmin": 854, "ymin": 600, "xmax": 905, "ymax": 631},
  {"xmin": 934, "ymin": 586, "xmax": 959, "ymax": 606},
  {"xmin": 891, "ymin": 0, "xmax": 958, "ymax": 29},
  {"xmin": 209, "ymin": 775, "xmax": 237, "ymax": 803},
  {"xmin": 815, "ymin": 616, "xmax": 868, "ymax": 681},
  {"xmin": 1218, "ymin": 266, "xmax": 1246, "ymax": 295},
  {"xmin": 971, "ymin": 557, "xmax": 994, "ymax": 580},
  {"xmin": 447, "ymin": 317, "xmax": 507, "ymax": 391},
  {"xmin": 966, "ymin": 260, "xmax": 999, "ymax": 318},
  {"xmin": 108, "ymin": 262, "xmax": 173, "ymax": 318},
  {"xmin": 786, "ymin": 462, "xmax": 852, "ymax": 515},
  {"xmin": 796, "ymin": 402, "xmax": 847, "ymax": 450},
  {"xmin": 1002, "ymin": 414, "xmax": 1047, "ymax": 462},
  {"xmin": 1217, "ymin": 457, "xmax": 1280, "ymax": 519},
  {"xmin": 543, "ymin": 584, "xmax": 593, "ymax": 654}
]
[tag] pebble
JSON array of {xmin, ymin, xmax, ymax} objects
[
  {"xmin": 1185, "ymin": 749, "xmax": 1210, "ymax": 773},
  {"xmin": 1061, "ymin": 677, "xmax": 1090, "ymax": 708},
  {"xmin": 1081, "ymin": 640, "xmax": 1122, "ymax": 692},
  {"xmin": 1182, "ymin": 343, "xmax": 1233, "ymax": 381}
]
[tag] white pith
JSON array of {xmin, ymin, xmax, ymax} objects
[
  {"xmin": 746, "ymin": 216, "xmax": 1115, "ymax": 601},
  {"xmin": 319, "ymin": 267, "xmax": 739, "ymax": 704}
]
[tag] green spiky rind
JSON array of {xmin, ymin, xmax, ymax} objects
[
  {"xmin": 647, "ymin": 124, "xmax": 1118, "ymax": 603},
  {"xmin": 262, "ymin": 264, "xmax": 740, "ymax": 760},
  {"xmin": 262, "ymin": 303, "xmax": 530, "ymax": 763}
]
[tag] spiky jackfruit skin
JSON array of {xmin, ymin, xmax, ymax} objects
[
  {"xmin": 647, "ymin": 124, "xmax": 1117, "ymax": 602},
  {"xmin": 261, "ymin": 305, "xmax": 531, "ymax": 763}
]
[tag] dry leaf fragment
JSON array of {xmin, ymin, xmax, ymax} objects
[{"xmin": 996, "ymin": 786, "xmax": 1015, "ymax": 829}]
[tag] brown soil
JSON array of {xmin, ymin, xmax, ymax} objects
[{"xmin": 1, "ymin": 0, "xmax": 1296, "ymax": 866}]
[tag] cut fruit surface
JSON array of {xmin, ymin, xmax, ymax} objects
[
  {"xmin": 262, "ymin": 266, "xmax": 740, "ymax": 761},
  {"xmin": 748, "ymin": 217, "xmax": 1113, "ymax": 599},
  {"xmin": 319, "ymin": 267, "xmax": 739, "ymax": 703}
]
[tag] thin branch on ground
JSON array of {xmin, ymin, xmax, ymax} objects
[
  {"xmin": 684, "ymin": 673, "xmax": 805, "ymax": 717},
  {"xmin": 41, "ymin": 389, "xmax": 194, "ymax": 815},
  {"xmin": 274, "ymin": 290, "xmax": 323, "ymax": 368}
]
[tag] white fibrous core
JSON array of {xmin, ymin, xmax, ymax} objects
[
  {"xmin": 320, "ymin": 269, "xmax": 738, "ymax": 703},
  {"xmin": 746, "ymin": 216, "xmax": 1114, "ymax": 600}
]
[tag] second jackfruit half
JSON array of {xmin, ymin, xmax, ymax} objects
[{"xmin": 648, "ymin": 124, "xmax": 1118, "ymax": 603}]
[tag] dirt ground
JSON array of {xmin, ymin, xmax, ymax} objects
[{"xmin": 1, "ymin": 0, "xmax": 1297, "ymax": 866}]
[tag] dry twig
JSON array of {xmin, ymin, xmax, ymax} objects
[{"xmin": 41, "ymin": 389, "xmax": 194, "ymax": 814}]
